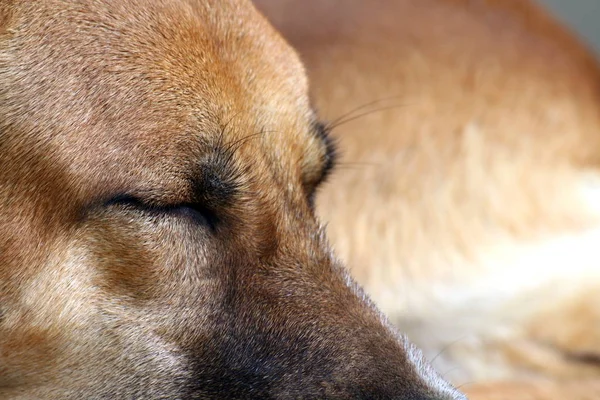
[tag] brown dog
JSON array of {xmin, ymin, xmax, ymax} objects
[
  {"xmin": 0, "ymin": 0, "xmax": 466, "ymax": 399},
  {"xmin": 254, "ymin": 0, "xmax": 600, "ymax": 397}
]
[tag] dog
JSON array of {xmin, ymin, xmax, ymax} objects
[
  {"xmin": 254, "ymin": 0, "xmax": 600, "ymax": 397},
  {"xmin": 0, "ymin": 0, "xmax": 467, "ymax": 398}
]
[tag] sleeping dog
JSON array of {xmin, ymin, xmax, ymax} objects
[{"xmin": 0, "ymin": 0, "xmax": 464, "ymax": 398}]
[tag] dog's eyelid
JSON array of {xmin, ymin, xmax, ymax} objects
[
  {"xmin": 103, "ymin": 193, "xmax": 146, "ymax": 208},
  {"xmin": 103, "ymin": 191, "xmax": 172, "ymax": 207},
  {"xmin": 103, "ymin": 193, "xmax": 218, "ymax": 230}
]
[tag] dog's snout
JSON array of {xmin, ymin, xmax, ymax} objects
[
  {"xmin": 342, "ymin": 336, "xmax": 467, "ymax": 400},
  {"xmin": 192, "ymin": 247, "xmax": 465, "ymax": 400}
]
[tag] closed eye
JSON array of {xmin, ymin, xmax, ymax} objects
[{"xmin": 104, "ymin": 194, "xmax": 218, "ymax": 231}]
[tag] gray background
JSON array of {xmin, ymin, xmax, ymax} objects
[{"xmin": 539, "ymin": 0, "xmax": 600, "ymax": 56}]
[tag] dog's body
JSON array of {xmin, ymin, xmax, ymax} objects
[
  {"xmin": 0, "ymin": 1, "xmax": 465, "ymax": 398},
  {"xmin": 254, "ymin": 0, "xmax": 600, "ymax": 395}
]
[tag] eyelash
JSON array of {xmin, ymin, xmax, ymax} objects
[
  {"xmin": 313, "ymin": 122, "xmax": 338, "ymax": 184},
  {"xmin": 307, "ymin": 189, "xmax": 318, "ymax": 210},
  {"xmin": 303, "ymin": 124, "xmax": 338, "ymax": 209}
]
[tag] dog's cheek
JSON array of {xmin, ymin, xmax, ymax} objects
[
  {"xmin": 44, "ymin": 214, "xmax": 220, "ymax": 394},
  {"xmin": 80, "ymin": 211, "xmax": 215, "ymax": 302},
  {"xmin": 0, "ymin": 227, "xmax": 193, "ymax": 396},
  {"xmin": 82, "ymin": 215, "xmax": 160, "ymax": 301}
]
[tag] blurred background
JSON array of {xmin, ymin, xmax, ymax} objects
[{"xmin": 540, "ymin": 0, "xmax": 600, "ymax": 55}]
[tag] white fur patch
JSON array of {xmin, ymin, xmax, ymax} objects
[{"xmin": 392, "ymin": 177, "xmax": 600, "ymax": 384}]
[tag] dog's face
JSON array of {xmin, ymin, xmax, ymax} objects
[{"xmin": 0, "ymin": 0, "xmax": 464, "ymax": 398}]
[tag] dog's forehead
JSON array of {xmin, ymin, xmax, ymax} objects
[
  {"xmin": 2, "ymin": 0, "xmax": 314, "ymax": 195},
  {"xmin": 8, "ymin": 0, "xmax": 309, "ymax": 123}
]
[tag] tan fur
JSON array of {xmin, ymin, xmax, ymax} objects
[
  {"xmin": 465, "ymin": 380, "xmax": 600, "ymax": 399},
  {"xmin": 254, "ymin": 0, "xmax": 600, "ymax": 394},
  {"xmin": 0, "ymin": 0, "xmax": 466, "ymax": 398}
]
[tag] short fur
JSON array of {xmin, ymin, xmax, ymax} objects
[
  {"xmin": 254, "ymin": 0, "xmax": 600, "ymax": 397},
  {"xmin": 0, "ymin": 0, "xmax": 465, "ymax": 399}
]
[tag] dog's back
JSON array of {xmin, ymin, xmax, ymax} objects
[{"xmin": 255, "ymin": 0, "xmax": 600, "ymax": 392}]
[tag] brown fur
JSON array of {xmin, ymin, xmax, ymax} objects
[
  {"xmin": 254, "ymin": 0, "xmax": 600, "ymax": 396},
  {"xmin": 0, "ymin": 0, "xmax": 465, "ymax": 398}
]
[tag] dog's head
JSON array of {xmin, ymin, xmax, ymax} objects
[{"xmin": 0, "ymin": 0, "xmax": 464, "ymax": 398}]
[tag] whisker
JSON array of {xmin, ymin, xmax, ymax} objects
[
  {"xmin": 455, "ymin": 381, "xmax": 477, "ymax": 390},
  {"xmin": 225, "ymin": 129, "xmax": 272, "ymax": 154},
  {"xmin": 326, "ymin": 95, "xmax": 406, "ymax": 127},
  {"xmin": 217, "ymin": 110, "xmax": 245, "ymax": 150},
  {"xmin": 441, "ymin": 366, "xmax": 463, "ymax": 380},
  {"xmin": 331, "ymin": 164, "xmax": 380, "ymax": 172},
  {"xmin": 430, "ymin": 336, "xmax": 468, "ymax": 365},
  {"xmin": 327, "ymin": 103, "xmax": 408, "ymax": 131},
  {"xmin": 336, "ymin": 161, "xmax": 381, "ymax": 167}
]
